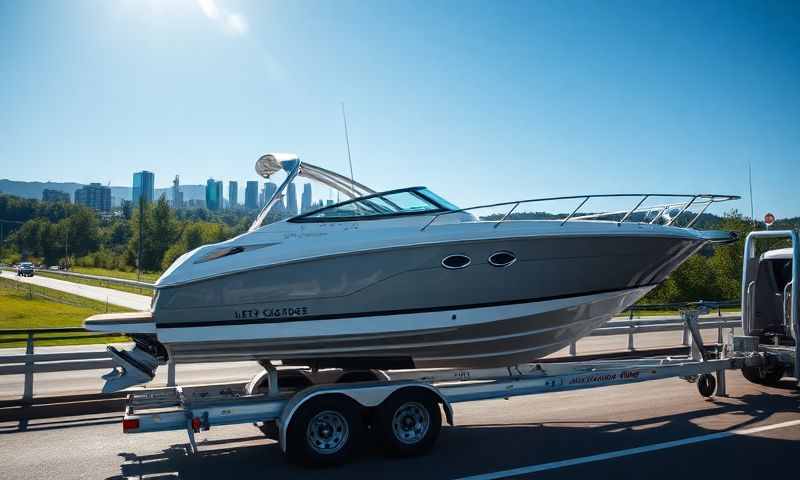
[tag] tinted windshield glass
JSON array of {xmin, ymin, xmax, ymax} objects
[
  {"xmin": 418, "ymin": 188, "xmax": 460, "ymax": 210},
  {"xmin": 299, "ymin": 189, "xmax": 444, "ymax": 220}
]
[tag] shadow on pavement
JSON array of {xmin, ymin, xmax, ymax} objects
[
  {"xmin": 109, "ymin": 388, "xmax": 800, "ymax": 480},
  {"xmin": 0, "ymin": 393, "xmax": 124, "ymax": 434}
]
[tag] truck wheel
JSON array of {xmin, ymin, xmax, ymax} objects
[
  {"xmin": 376, "ymin": 389, "xmax": 441, "ymax": 457},
  {"xmin": 741, "ymin": 366, "xmax": 784, "ymax": 386},
  {"xmin": 697, "ymin": 374, "xmax": 716, "ymax": 397},
  {"xmin": 286, "ymin": 396, "xmax": 363, "ymax": 467},
  {"xmin": 761, "ymin": 368, "xmax": 785, "ymax": 386}
]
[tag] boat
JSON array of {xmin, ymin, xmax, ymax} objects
[{"xmin": 85, "ymin": 153, "xmax": 739, "ymax": 392}]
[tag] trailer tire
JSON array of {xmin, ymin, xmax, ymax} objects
[
  {"xmin": 697, "ymin": 374, "xmax": 716, "ymax": 397},
  {"xmin": 741, "ymin": 366, "xmax": 783, "ymax": 386},
  {"xmin": 375, "ymin": 389, "xmax": 442, "ymax": 457},
  {"xmin": 286, "ymin": 395, "xmax": 364, "ymax": 467}
]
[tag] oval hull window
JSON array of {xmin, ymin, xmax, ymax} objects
[
  {"xmin": 442, "ymin": 254, "xmax": 471, "ymax": 270},
  {"xmin": 488, "ymin": 251, "xmax": 516, "ymax": 267}
]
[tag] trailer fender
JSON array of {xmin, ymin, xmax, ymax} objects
[{"xmin": 278, "ymin": 380, "xmax": 453, "ymax": 453}]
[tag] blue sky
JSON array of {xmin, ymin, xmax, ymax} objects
[{"xmin": 1, "ymin": 1, "xmax": 798, "ymax": 217}]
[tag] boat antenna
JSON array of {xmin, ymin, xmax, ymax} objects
[
  {"xmin": 748, "ymin": 161, "xmax": 755, "ymax": 227},
  {"xmin": 341, "ymin": 102, "xmax": 356, "ymax": 196}
]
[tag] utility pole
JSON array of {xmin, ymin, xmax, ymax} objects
[
  {"xmin": 64, "ymin": 225, "xmax": 69, "ymax": 270},
  {"xmin": 137, "ymin": 197, "xmax": 144, "ymax": 282},
  {"xmin": 748, "ymin": 162, "xmax": 755, "ymax": 227}
]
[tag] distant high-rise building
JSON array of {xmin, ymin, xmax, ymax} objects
[
  {"xmin": 228, "ymin": 181, "xmax": 238, "ymax": 208},
  {"xmin": 263, "ymin": 182, "xmax": 278, "ymax": 205},
  {"xmin": 205, "ymin": 179, "xmax": 223, "ymax": 211},
  {"xmin": 132, "ymin": 171, "xmax": 155, "ymax": 205},
  {"xmin": 75, "ymin": 183, "xmax": 111, "ymax": 213},
  {"xmin": 326, "ymin": 199, "xmax": 335, "ymax": 206},
  {"xmin": 301, "ymin": 183, "xmax": 312, "ymax": 213},
  {"xmin": 286, "ymin": 183, "xmax": 298, "ymax": 216},
  {"xmin": 245, "ymin": 181, "xmax": 259, "ymax": 210},
  {"xmin": 42, "ymin": 189, "xmax": 70, "ymax": 203},
  {"xmin": 171, "ymin": 175, "xmax": 183, "ymax": 208}
]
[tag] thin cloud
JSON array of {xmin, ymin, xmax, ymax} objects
[{"xmin": 196, "ymin": 0, "xmax": 248, "ymax": 36}]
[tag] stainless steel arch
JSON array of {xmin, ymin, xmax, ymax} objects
[{"xmin": 249, "ymin": 153, "xmax": 377, "ymax": 231}]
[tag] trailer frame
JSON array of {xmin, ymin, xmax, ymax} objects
[{"xmin": 119, "ymin": 308, "xmax": 766, "ymax": 464}]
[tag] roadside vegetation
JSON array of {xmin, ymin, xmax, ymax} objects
[
  {"xmin": 69, "ymin": 266, "xmax": 161, "ymax": 282},
  {"xmin": 0, "ymin": 277, "xmax": 129, "ymax": 348},
  {"xmin": 35, "ymin": 270, "xmax": 155, "ymax": 297},
  {"xmin": 38, "ymin": 266, "xmax": 159, "ymax": 297}
]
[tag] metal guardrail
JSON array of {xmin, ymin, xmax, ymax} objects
[
  {"xmin": 1, "ymin": 265, "xmax": 155, "ymax": 289},
  {"xmin": 623, "ymin": 300, "xmax": 739, "ymax": 317},
  {"xmin": 588, "ymin": 314, "xmax": 740, "ymax": 355},
  {"xmin": 0, "ymin": 314, "xmax": 741, "ymax": 402},
  {"xmin": 0, "ymin": 328, "xmax": 120, "ymax": 403},
  {"xmin": 33, "ymin": 268, "xmax": 155, "ymax": 289}
]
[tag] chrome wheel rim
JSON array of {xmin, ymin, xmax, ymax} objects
[
  {"xmin": 306, "ymin": 410, "xmax": 349, "ymax": 454},
  {"xmin": 391, "ymin": 402, "xmax": 430, "ymax": 445}
]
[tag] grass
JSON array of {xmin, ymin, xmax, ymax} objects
[
  {"xmin": 0, "ymin": 278, "xmax": 130, "ymax": 348},
  {"xmin": 37, "ymin": 270, "xmax": 155, "ymax": 297},
  {"xmin": 70, "ymin": 266, "xmax": 161, "ymax": 283}
]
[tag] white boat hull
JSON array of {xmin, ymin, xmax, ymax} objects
[{"xmin": 159, "ymin": 286, "xmax": 654, "ymax": 368}]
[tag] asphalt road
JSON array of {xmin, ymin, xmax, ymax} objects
[
  {"xmin": 0, "ymin": 270, "xmax": 151, "ymax": 310},
  {"xmin": 0, "ymin": 370, "xmax": 797, "ymax": 480}
]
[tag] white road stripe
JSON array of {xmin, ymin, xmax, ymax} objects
[{"xmin": 456, "ymin": 418, "xmax": 800, "ymax": 480}]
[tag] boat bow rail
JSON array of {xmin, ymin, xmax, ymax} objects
[{"xmin": 420, "ymin": 193, "xmax": 740, "ymax": 231}]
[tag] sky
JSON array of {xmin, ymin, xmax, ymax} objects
[{"xmin": 1, "ymin": 0, "xmax": 798, "ymax": 217}]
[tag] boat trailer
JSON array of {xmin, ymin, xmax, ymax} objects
[{"xmin": 118, "ymin": 305, "xmax": 777, "ymax": 466}]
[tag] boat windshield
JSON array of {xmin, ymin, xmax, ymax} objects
[{"xmin": 290, "ymin": 187, "xmax": 455, "ymax": 222}]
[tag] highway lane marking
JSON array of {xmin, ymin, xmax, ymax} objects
[{"xmin": 455, "ymin": 418, "xmax": 800, "ymax": 479}]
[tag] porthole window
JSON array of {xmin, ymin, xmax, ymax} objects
[
  {"xmin": 442, "ymin": 254, "xmax": 471, "ymax": 270},
  {"xmin": 488, "ymin": 251, "xmax": 516, "ymax": 267}
]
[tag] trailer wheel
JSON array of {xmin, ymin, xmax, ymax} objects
[
  {"xmin": 697, "ymin": 373, "xmax": 716, "ymax": 397},
  {"xmin": 376, "ymin": 389, "xmax": 442, "ymax": 457},
  {"xmin": 741, "ymin": 366, "xmax": 784, "ymax": 386},
  {"xmin": 286, "ymin": 395, "xmax": 363, "ymax": 467}
]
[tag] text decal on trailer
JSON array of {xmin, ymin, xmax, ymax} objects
[
  {"xmin": 568, "ymin": 370, "xmax": 640, "ymax": 385},
  {"xmin": 233, "ymin": 307, "xmax": 310, "ymax": 320}
]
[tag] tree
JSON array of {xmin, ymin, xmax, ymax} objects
[
  {"xmin": 150, "ymin": 197, "xmax": 178, "ymax": 266},
  {"xmin": 127, "ymin": 197, "xmax": 178, "ymax": 271},
  {"xmin": 62, "ymin": 206, "xmax": 100, "ymax": 257},
  {"xmin": 121, "ymin": 200, "xmax": 132, "ymax": 220},
  {"xmin": 161, "ymin": 221, "xmax": 234, "ymax": 269},
  {"xmin": 109, "ymin": 221, "xmax": 131, "ymax": 247}
]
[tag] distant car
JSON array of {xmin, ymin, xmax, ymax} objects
[
  {"xmin": 48, "ymin": 265, "xmax": 60, "ymax": 271},
  {"xmin": 16, "ymin": 262, "xmax": 34, "ymax": 277}
]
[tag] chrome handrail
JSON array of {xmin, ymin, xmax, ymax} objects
[
  {"xmin": 420, "ymin": 193, "xmax": 739, "ymax": 232},
  {"xmin": 745, "ymin": 281, "xmax": 756, "ymax": 335},
  {"xmin": 784, "ymin": 280, "xmax": 794, "ymax": 334}
]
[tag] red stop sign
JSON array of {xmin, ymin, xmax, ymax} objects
[{"xmin": 764, "ymin": 212, "xmax": 775, "ymax": 226}]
